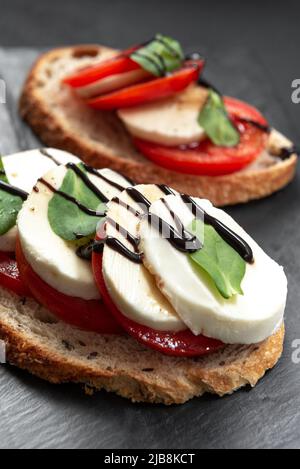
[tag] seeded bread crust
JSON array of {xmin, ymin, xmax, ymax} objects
[
  {"xmin": 19, "ymin": 45, "xmax": 297, "ymax": 206},
  {"xmin": 0, "ymin": 286, "xmax": 284, "ymax": 405}
]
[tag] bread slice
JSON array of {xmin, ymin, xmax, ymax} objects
[
  {"xmin": 0, "ymin": 285, "xmax": 284, "ymax": 405},
  {"xmin": 19, "ymin": 45, "xmax": 297, "ymax": 206}
]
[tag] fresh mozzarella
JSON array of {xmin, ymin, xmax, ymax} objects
[
  {"xmin": 77, "ymin": 69, "xmax": 150, "ymax": 99},
  {"xmin": 118, "ymin": 85, "xmax": 208, "ymax": 146},
  {"xmin": 102, "ymin": 184, "xmax": 185, "ymax": 331},
  {"xmin": 139, "ymin": 195, "xmax": 287, "ymax": 344},
  {"xmin": 2, "ymin": 148, "xmax": 80, "ymax": 193},
  {"xmin": 18, "ymin": 166, "xmax": 132, "ymax": 300},
  {"xmin": 0, "ymin": 148, "xmax": 80, "ymax": 252}
]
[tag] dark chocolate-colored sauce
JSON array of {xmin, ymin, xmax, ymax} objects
[
  {"xmin": 98, "ymin": 186, "xmax": 253, "ymax": 264},
  {"xmin": 110, "ymin": 197, "xmax": 142, "ymax": 218},
  {"xmin": 39, "ymin": 148, "xmax": 61, "ymax": 166},
  {"xmin": 66, "ymin": 163, "xmax": 109, "ymax": 203},
  {"xmin": 131, "ymin": 50, "xmax": 166, "ymax": 77},
  {"xmin": 180, "ymin": 194, "xmax": 253, "ymax": 263},
  {"xmin": 239, "ymin": 118, "xmax": 270, "ymax": 133},
  {"xmin": 0, "ymin": 180, "xmax": 28, "ymax": 200},
  {"xmin": 156, "ymin": 184, "xmax": 175, "ymax": 195},
  {"xmin": 38, "ymin": 178, "xmax": 106, "ymax": 217},
  {"xmin": 106, "ymin": 217, "xmax": 140, "ymax": 250},
  {"xmin": 130, "ymin": 36, "xmax": 185, "ymax": 77},
  {"xmin": 161, "ymin": 197, "xmax": 184, "ymax": 233},
  {"xmin": 82, "ymin": 164, "xmax": 134, "ymax": 191},
  {"xmin": 155, "ymin": 36, "xmax": 183, "ymax": 60},
  {"xmin": 197, "ymin": 76, "xmax": 221, "ymax": 95},
  {"xmin": 278, "ymin": 145, "xmax": 299, "ymax": 160},
  {"xmin": 125, "ymin": 187, "xmax": 151, "ymax": 211},
  {"xmin": 105, "ymin": 237, "xmax": 143, "ymax": 264},
  {"xmin": 146, "ymin": 212, "xmax": 202, "ymax": 252}
]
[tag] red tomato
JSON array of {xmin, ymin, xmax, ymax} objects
[
  {"xmin": 0, "ymin": 251, "xmax": 31, "ymax": 297},
  {"xmin": 63, "ymin": 51, "xmax": 141, "ymax": 88},
  {"xmin": 224, "ymin": 96, "xmax": 268, "ymax": 127},
  {"xmin": 15, "ymin": 238, "xmax": 122, "ymax": 334},
  {"xmin": 133, "ymin": 97, "xmax": 269, "ymax": 176},
  {"xmin": 86, "ymin": 60, "xmax": 204, "ymax": 109},
  {"xmin": 92, "ymin": 250, "xmax": 224, "ymax": 357}
]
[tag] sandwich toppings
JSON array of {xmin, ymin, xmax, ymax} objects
[
  {"xmin": 63, "ymin": 34, "xmax": 204, "ymax": 109},
  {"xmin": 0, "ymin": 149, "xmax": 287, "ymax": 356},
  {"xmin": 62, "ymin": 34, "xmax": 297, "ymax": 177}
]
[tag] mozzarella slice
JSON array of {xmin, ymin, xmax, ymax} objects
[
  {"xmin": 77, "ymin": 69, "xmax": 150, "ymax": 99},
  {"xmin": 139, "ymin": 195, "xmax": 287, "ymax": 344},
  {"xmin": 18, "ymin": 165, "xmax": 132, "ymax": 300},
  {"xmin": 102, "ymin": 184, "xmax": 185, "ymax": 331},
  {"xmin": 118, "ymin": 85, "xmax": 208, "ymax": 146},
  {"xmin": 3, "ymin": 148, "xmax": 80, "ymax": 193},
  {"xmin": 0, "ymin": 148, "xmax": 80, "ymax": 252}
]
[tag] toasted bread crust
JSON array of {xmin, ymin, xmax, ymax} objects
[
  {"xmin": 19, "ymin": 45, "xmax": 297, "ymax": 206},
  {"xmin": 0, "ymin": 286, "xmax": 284, "ymax": 405}
]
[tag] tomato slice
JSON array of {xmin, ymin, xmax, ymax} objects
[
  {"xmin": 86, "ymin": 60, "xmax": 204, "ymax": 109},
  {"xmin": 224, "ymin": 96, "xmax": 268, "ymax": 127},
  {"xmin": 92, "ymin": 250, "xmax": 224, "ymax": 357},
  {"xmin": 134, "ymin": 122, "xmax": 268, "ymax": 176},
  {"xmin": 0, "ymin": 251, "xmax": 31, "ymax": 297},
  {"xmin": 15, "ymin": 238, "xmax": 122, "ymax": 334},
  {"xmin": 133, "ymin": 97, "xmax": 269, "ymax": 176},
  {"xmin": 63, "ymin": 50, "xmax": 141, "ymax": 88}
]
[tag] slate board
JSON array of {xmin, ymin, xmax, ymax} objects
[{"xmin": 0, "ymin": 47, "xmax": 299, "ymax": 449}]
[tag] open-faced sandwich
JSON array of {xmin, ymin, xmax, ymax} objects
[
  {"xmin": 0, "ymin": 148, "xmax": 286, "ymax": 404},
  {"xmin": 20, "ymin": 35, "xmax": 297, "ymax": 206}
]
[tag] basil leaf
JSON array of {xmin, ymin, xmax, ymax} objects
[
  {"xmin": 188, "ymin": 219, "xmax": 246, "ymax": 299},
  {"xmin": 0, "ymin": 157, "xmax": 23, "ymax": 235},
  {"xmin": 48, "ymin": 164, "xmax": 106, "ymax": 241},
  {"xmin": 198, "ymin": 89, "xmax": 240, "ymax": 147},
  {"xmin": 130, "ymin": 34, "xmax": 184, "ymax": 77}
]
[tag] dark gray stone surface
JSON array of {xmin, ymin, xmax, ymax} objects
[{"xmin": 0, "ymin": 0, "xmax": 299, "ymax": 449}]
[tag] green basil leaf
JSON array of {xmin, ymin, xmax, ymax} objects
[
  {"xmin": 0, "ymin": 157, "xmax": 23, "ymax": 235},
  {"xmin": 0, "ymin": 193, "xmax": 23, "ymax": 235},
  {"xmin": 48, "ymin": 164, "xmax": 106, "ymax": 241},
  {"xmin": 188, "ymin": 218, "xmax": 246, "ymax": 299},
  {"xmin": 130, "ymin": 34, "xmax": 184, "ymax": 77},
  {"xmin": 198, "ymin": 89, "xmax": 240, "ymax": 147}
]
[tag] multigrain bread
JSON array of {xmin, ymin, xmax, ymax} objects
[
  {"xmin": 0, "ymin": 285, "xmax": 284, "ymax": 405},
  {"xmin": 19, "ymin": 45, "xmax": 297, "ymax": 206}
]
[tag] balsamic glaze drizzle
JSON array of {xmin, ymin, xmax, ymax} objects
[
  {"xmin": 38, "ymin": 178, "xmax": 106, "ymax": 217},
  {"xmin": 110, "ymin": 197, "xmax": 142, "ymax": 218},
  {"xmin": 82, "ymin": 164, "xmax": 129, "ymax": 191},
  {"xmin": 239, "ymin": 118, "xmax": 270, "ymax": 133},
  {"xmin": 125, "ymin": 187, "xmax": 151, "ymax": 211},
  {"xmin": 66, "ymin": 163, "xmax": 109, "ymax": 203},
  {"xmin": 278, "ymin": 145, "xmax": 299, "ymax": 160},
  {"xmin": 99, "ymin": 185, "xmax": 253, "ymax": 265},
  {"xmin": 156, "ymin": 184, "xmax": 175, "ymax": 196},
  {"xmin": 180, "ymin": 194, "xmax": 254, "ymax": 263},
  {"xmin": 130, "ymin": 50, "xmax": 166, "ymax": 77},
  {"xmin": 154, "ymin": 36, "xmax": 183, "ymax": 60},
  {"xmin": 105, "ymin": 237, "xmax": 143, "ymax": 264},
  {"xmin": 39, "ymin": 148, "xmax": 61, "ymax": 166},
  {"xmin": 146, "ymin": 212, "xmax": 202, "ymax": 253},
  {"xmin": 129, "ymin": 36, "xmax": 184, "ymax": 77},
  {"xmin": 106, "ymin": 217, "xmax": 140, "ymax": 250},
  {"xmin": 0, "ymin": 180, "xmax": 28, "ymax": 200}
]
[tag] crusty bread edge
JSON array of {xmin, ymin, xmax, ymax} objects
[
  {"xmin": 0, "ymin": 291, "xmax": 285, "ymax": 405},
  {"xmin": 19, "ymin": 45, "xmax": 297, "ymax": 207}
]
